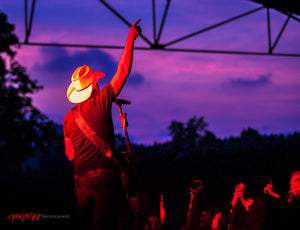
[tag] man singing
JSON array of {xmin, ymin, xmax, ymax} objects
[{"xmin": 63, "ymin": 19, "xmax": 141, "ymax": 230}]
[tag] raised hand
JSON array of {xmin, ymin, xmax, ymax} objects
[
  {"xmin": 231, "ymin": 183, "xmax": 245, "ymax": 206},
  {"xmin": 128, "ymin": 19, "xmax": 142, "ymax": 42},
  {"xmin": 264, "ymin": 183, "xmax": 280, "ymax": 198}
]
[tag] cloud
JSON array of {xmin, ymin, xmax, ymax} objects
[
  {"xmin": 227, "ymin": 74, "xmax": 272, "ymax": 88},
  {"xmin": 127, "ymin": 72, "xmax": 145, "ymax": 86},
  {"xmin": 31, "ymin": 46, "xmax": 145, "ymax": 88}
]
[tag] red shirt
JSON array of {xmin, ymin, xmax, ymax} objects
[{"xmin": 63, "ymin": 84, "xmax": 116, "ymax": 175}]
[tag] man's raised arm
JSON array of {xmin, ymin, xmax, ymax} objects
[{"xmin": 111, "ymin": 19, "xmax": 142, "ymax": 96}]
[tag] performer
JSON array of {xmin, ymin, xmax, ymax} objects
[{"xmin": 63, "ymin": 19, "xmax": 141, "ymax": 230}]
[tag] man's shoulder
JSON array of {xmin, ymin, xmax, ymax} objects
[
  {"xmin": 99, "ymin": 83, "xmax": 113, "ymax": 94},
  {"xmin": 95, "ymin": 83, "xmax": 115, "ymax": 100},
  {"xmin": 63, "ymin": 106, "xmax": 77, "ymax": 124}
]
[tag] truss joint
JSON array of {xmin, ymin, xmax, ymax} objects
[{"xmin": 150, "ymin": 43, "xmax": 165, "ymax": 50}]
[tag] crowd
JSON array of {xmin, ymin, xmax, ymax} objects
[
  {"xmin": 1, "ymin": 165, "xmax": 299, "ymax": 230},
  {"xmin": 142, "ymin": 171, "xmax": 300, "ymax": 230}
]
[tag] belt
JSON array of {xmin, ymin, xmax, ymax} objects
[{"xmin": 75, "ymin": 168, "xmax": 113, "ymax": 178}]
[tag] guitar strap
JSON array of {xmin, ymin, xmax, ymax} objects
[{"xmin": 71, "ymin": 106, "xmax": 120, "ymax": 168}]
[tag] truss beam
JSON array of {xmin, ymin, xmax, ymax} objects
[
  {"xmin": 20, "ymin": 0, "xmax": 300, "ymax": 57},
  {"xmin": 24, "ymin": 0, "xmax": 36, "ymax": 43}
]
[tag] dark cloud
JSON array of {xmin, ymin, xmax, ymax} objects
[
  {"xmin": 32, "ymin": 46, "xmax": 144, "ymax": 88},
  {"xmin": 228, "ymin": 74, "xmax": 272, "ymax": 87},
  {"xmin": 127, "ymin": 72, "xmax": 144, "ymax": 86}
]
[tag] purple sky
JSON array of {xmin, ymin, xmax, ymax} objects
[{"xmin": 2, "ymin": 0, "xmax": 300, "ymax": 144}]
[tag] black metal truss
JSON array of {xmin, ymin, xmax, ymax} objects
[{"xmin": 21, "ymin": 0, "xmax": 300, "ymax": 57}]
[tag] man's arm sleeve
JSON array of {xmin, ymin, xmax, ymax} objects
[
  {"xmin": 63, "ymin": 118, "xmax": 75, "ymax": 161},
  {"xmin": 64, "ymin": 137, "xmax": 75, "ymax": 161}
]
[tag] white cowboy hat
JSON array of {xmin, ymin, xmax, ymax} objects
[{"xmin": 67, "ymin": 65, "xmax": 105, "ymax": 103}]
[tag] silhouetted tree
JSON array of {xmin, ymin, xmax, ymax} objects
[
  {"xmin": 168, "ymin": 116, "xmax": 208, "ymax": 155},
  {"xmin": 168, "ymin": 120, "xmax": 185, "ymax": 145},
  {"xmin": 0, "ymin": 12, "xmax": 57, "ymax": 167}
]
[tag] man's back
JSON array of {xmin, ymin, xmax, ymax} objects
[{"xmin": 63, "ymin": 84, "xmax": 116, "ymax": 175}]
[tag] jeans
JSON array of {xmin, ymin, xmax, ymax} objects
[{"xmin": 74, "ymin": 168, "xmax": 122, "ymax": 230}]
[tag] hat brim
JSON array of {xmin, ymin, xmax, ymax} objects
[
  {"xmin": 67, "ymin": 83, "xmax": 93, "ymax": 103},
  {"xmin": 67, "ymin": 71, "xmax": 105, "ymax": 103}
]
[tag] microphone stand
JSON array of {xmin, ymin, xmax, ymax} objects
[{"xmin": 115, "ymin": 99, "xmax": 152, "ymax": 230}]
